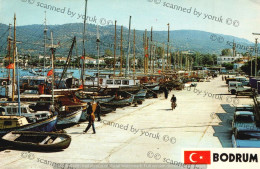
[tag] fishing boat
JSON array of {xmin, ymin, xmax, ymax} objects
[
  {"xmin": 57, "ymin": 107, "xmax": 83, "ymax": 125},
  {"xmin": 0, "ymin": 103, "xmax": 52, "ymax": 123},
  {"xmin": 0, "ymin": 115, "xmax": 58, "ymax": 136},
  {"xmin": 101, "ymin": 95, "xmax": 135, "ymax": 107},
  {"xmin": 132, "ymin": 89, "xmax": 147, "ymax": 102},
  {"xmin": 1, "ymin": 131, "xmax": 71, "ymax": 151},
  {"xmin": 78, "ymin": 94, "xmax": 115, "ymax": 103}
]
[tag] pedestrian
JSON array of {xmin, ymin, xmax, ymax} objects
[
  {"xmin": 95, "ymin": 101, "xmax": 101, "ymax": 121},
  {"xmin": 222, "ymin": 75, "xmax": 224, "ymax": 81},
  {"xmin": 83, "ymin": 102, "xmax": 96, "ymax": 134},
  {"xmin": 224, "ymin": 76, "xmax": 227, "ymax": 81},
  {"xmin": 164, "ymin": 87, "xmax": 169, "ymax": 99}
]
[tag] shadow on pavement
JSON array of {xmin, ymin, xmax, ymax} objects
[{"xmin": 212, "ymin": 104, "xmax": 235, "ymax": 148}]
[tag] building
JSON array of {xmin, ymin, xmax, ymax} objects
[{"xmin": 217, "ymin": 53, "xmax": 243, "ymax": 65}]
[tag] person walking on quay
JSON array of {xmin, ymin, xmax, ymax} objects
[
  {"xmin": 95, "ymin": 101, "xmax": 101, "ymax": 121},
  {"xmin": 83, "ymin": 102, "xmax": 96, "ymax": 134},
  {"xmin": 222, "ymin": 75, "xmax": 224, "ymax": 81},
  {"xmin": 164, "ymin": 87, "xmax": 169, "ymax": 99}
]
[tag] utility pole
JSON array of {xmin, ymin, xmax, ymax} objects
[
  {"xmin": 252, "ymin": 33, "xmax": 260, "ymax": 77},
  {"xmin": 12, "ymin": 14, "xmax": 16, "ymax": 102},
  {"xmin": 113, "ymin": 20, "xmax": 117, "ymax": 77}
]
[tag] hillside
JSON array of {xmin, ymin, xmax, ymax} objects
[{"xmin": 0, "ymin": 23, "xmax": 254, "ymax": 57}]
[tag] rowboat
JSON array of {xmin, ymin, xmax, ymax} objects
[
  {"xmin": 1, "ymin": 131, "xmax": 71, "ymax": 151},
  {"xmin": 0, "ymin": 115, "xmax": 58, "ymax": 136}
]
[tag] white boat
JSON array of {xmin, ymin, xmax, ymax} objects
[
  {"xmin": 57, "ymin": 108, "xmax": 83, "ymax": 125},
  {"xmin": 0, "ymin": 103, "xmax": 52, "ymax": 123}
]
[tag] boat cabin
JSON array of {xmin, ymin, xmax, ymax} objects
[
  {"xmin": 0, "ymin": 116, "xmax": 29, "ymax": 129},
  {"xmin": 0, "ymin": 103, "xmax": 51, "ymax": 122}
]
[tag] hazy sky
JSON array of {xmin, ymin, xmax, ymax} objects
[{"xmin": 0, "ymin": 0, "xmax": 260, "ymax": 42}]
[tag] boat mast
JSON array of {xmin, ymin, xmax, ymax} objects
[
  {"xmin": 120, "ymin": 25, "xmax": 123, "ymax": 76},
  {"xmin": 50, "ymin": 31, "xmax": 55, "ymax": 109},
  {"xmin": 82, "ymin": 0, "xmax": 88, "ymax": 89},
  {"xmin": 133, "ymin": 29, "xmax": 135, "ymax": 80},
  {"xmin": 96, "ymin": 25, "xmax": 100, "ymax": 86},
  {"xmin": 113, "ymin": 20, "xmax": 117, "ymax": 77},
  {"xmin": 7, "ymin": 24, "xmax": 12, "ymax": 81},
  {"xmin": 151, "ymin": 27, "xmax": 154, "ymax": 74},
  {"xmin": 44, "ymin": 11, "xmax": 47, "ymax": 77},
  {"xmin": 167, "ymin": 23, "xmax": 170, "ymax": 71},
  {"xmin": 162, "ymin": 43, "xmax": 165, "ymax": 73},
  {"xmin": 12, "ymin": 14, "xmax": 16, "ymax": 102},
  {"xmin": 16, "ymin": 47, "xmax": 21, "ymax": 116},
  {"xmin": 125, "ymin": 16, "xmax": 131, "ymax": 78},
  {"xmin": 144, "ymin": 29, "xmax": 147, "ymax": 74}
]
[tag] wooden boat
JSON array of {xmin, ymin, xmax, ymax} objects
[
  {"xmin": 1, "ymin": 131, "xmax": 71, "ymax": 151},
  {"xmin": 80, "ymin": 95, "xmax": 115, "ymax": 103},
  {"xmin": 57, "ymin": 108, "xmax": 83, "ymax": 125},
  {"xmin": 101, "ymin": 95, "xmax": 135, "ymax": 107},
  {"xmin": 0, "ymin": 115, "xmax": 58, "ymax": 136},
  {"xmin": 0, "ymin": 103, "xmax": 52, "ymax": 123}
]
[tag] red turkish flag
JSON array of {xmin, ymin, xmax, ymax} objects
[
  {"xmin": 158, "ymin": 70, "xmax": 161, "ymax": 74},
  {"xmin": 47, "ymin": 69, "xmax": 53, "ymax": 76},
  {"xmin": 80, "ymin": 56, "xmax": 85, "ymax": 60},
  {"xmin": 145, "ymin": 54, "xmax": 148, "ymax": 58},
  {"xmin": 6, "ymin": 63, "xmax": 14, "ymax": 69},
  {"xmin": 184, "ymin": 151, "xmax": 211, "ymax": 164}
]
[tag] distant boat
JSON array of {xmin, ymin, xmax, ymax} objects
[
  {"xmin": 1, "ymin": 131, "xmax": 71, "ymax": 151},
  {"xmin": 0, "ymin": 115, "xmax": 58, "ymax": 136},
  {"xmin": 101, "ymin": 95, "xmax": 135, "ymax": 107},
  {"xmin": 79, "ymin": 95, "xmax": 115, "ymax": 103}
]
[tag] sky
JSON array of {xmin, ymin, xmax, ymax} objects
[{"xmin": 0, "ymin": 0, "xmax": 260, "ymax": 42}]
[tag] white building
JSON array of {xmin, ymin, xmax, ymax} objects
[{"xmin": 217, "ymin": 53, "xmax": 243, "ymax": 65}]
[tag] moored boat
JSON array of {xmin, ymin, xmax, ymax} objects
[
  {"xmin": 101, "ymin": 95, "xmax": 135, "ymax": 107},
  {"xmin": 0, "ymin": 115, "xmax": 58, "ymax": 136},
  {"xmin": 57, "ymin": 108, "xmax": 82, "ymax": 125},
  {"xmin": 1, "ymin": 131, "xmax": 71, "ymax": 151}
]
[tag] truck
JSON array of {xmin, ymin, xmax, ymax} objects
[{"xmin": 228, "ymin": 81, "xmax": 251, "ymax": 95}]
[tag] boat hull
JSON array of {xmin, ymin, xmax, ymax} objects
[
  {"xmin": 57, "ymin": 108, "xmax": 82, "ymax": 125},
  {"xmin": 0, "ymin": 116, "xmax": 58, "ymax": 136},
  {"xmin": 1, "ymin": 131, "xmax": 71, "ymax": 151}
]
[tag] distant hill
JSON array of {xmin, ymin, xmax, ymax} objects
[{"xmin": 0, "ymin": 23, "xmax": 254, "ymax": 57}]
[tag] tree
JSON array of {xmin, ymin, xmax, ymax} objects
[
  {"xmin": 104, "ymin": 49, "xmax": 112, "ymax": 56},
  {"xmin": 104, "ymin": 58, "xmax": 114, "ymax": 67},
  {"xmin": 241, "ymin": 57, "xmax": 260, "ymax": 75},
  {"xmin": 222, "ymin": 63, "xmax": 234, "ymax": 70},
  {"xmin": 221, "ymin": 49, "xmax": 232, "ymax": 56}
]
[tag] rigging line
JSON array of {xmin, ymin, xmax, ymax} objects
[{"xmin": 0, "ymin": 29, "xmax": 9, "ymax": 40}]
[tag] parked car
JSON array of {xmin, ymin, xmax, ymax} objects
[
  {"xmin": 232, "ymin": 127, "xmax": 260, "ymax": 148},
  {"xmin": 228, "ymin": 81, "xmax": 251, "ymax": 94},
  {"xmin": 235, "ymin": 105, "xmax": 254, "ymax": 112},
  {"xmin": 232, "ymin": 111, "xmax": 255, "ymax": 132}
]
